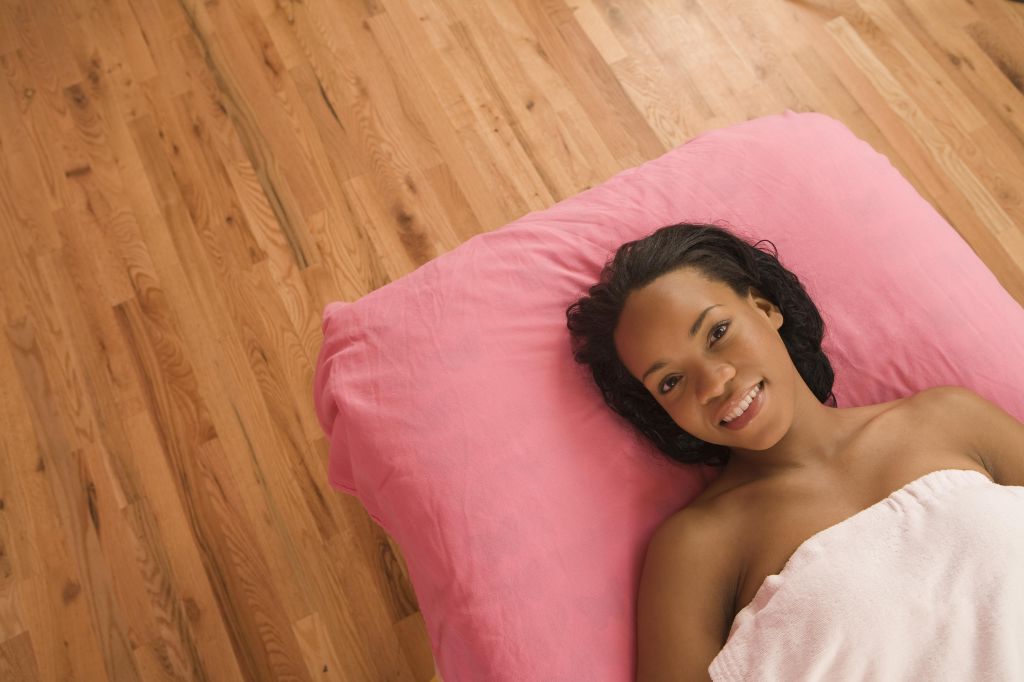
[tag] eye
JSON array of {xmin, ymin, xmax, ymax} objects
[
  {"xmin": 658, "ymin": 321, "xmax": 731, "ymax": 395},
  {"xmin": 709, "ymin": 320, "xmax": 730, "ymax": 343}
]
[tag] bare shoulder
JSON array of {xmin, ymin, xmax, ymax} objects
[
  {"xmin": 651, "ymin": 495, "xmax": 740, "ymax": 600},
  {"xmin": 645, "ymin": 500, "xmax": 739, "ymax": 638},
  {"xmin": 661, "ymin": 490, "xmax": 745, "ymax": 582},
  {"xmin": 902, "ymin": 385, "xmax": 974, "ymax": 423},
  {"xmin": 898, "ymin": 385, "xmax": 990, "ymax": 471},
  {"xmin": 660, "ymin": 495, "xmax": 728, "ymax": 536},
  {"xmin": 907, "ymin": 384, "xmax": 964, "ymax": 406},
  {"xmin": 879, "ymin": 385, "xmax": 961, "ymax": 427},
  {"xmin": 653, "ymin": 501, "xmax": 716, "ymax": 553}
]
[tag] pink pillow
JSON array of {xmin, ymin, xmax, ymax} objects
[{"xmin": 312, "ymin": 110, "xmax": 1024, "ymax": 681}]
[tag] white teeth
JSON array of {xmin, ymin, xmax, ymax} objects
[{"xmin": 723, "ymin": 383, "xmax": 761, "ymax": 423}]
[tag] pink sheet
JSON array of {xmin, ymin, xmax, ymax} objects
[{"xmin": 708, "ymin": 469, "xmax": 1024, "ymax": 680}]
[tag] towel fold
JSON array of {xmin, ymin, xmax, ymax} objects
[{"xmin": 707, "ymin": 468, "xmax": 1024, "ymax": 681}]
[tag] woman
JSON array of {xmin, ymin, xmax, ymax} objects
[{"xmin": 564, "ymin": 222, "xmax": 1022, "ymax": 680}]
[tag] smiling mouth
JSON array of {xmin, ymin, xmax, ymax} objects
[{"xmin": 718, "ymin": 380, "xmax": 764, "ymax": 426}]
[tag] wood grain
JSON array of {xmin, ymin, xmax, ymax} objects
[{"xmin": 0, "ymin": 0, "xmax": 1021, "ymax": 679}]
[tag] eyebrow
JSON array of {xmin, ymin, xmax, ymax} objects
[{"xmin": 640, "ymin": 304, "xmax": 722, "ymax": 385}]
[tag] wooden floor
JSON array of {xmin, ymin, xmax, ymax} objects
[{"xmin": 1, "ymin": 0, "xmax": 1022, "ymax": 679}]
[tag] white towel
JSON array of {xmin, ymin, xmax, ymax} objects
[{"xmin": 708, "ymin": 468, "xmax": 1024, "ymax": 681}]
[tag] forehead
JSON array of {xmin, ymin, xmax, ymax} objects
[
  {"xmin": 620, "ymin": 268, "xmax": 734, "ymax": 327},
  {"xmin": 614, "ymin": 269, "xmax": 736, "ymax": 366}
]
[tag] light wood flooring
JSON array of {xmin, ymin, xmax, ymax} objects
[{"xmin": 0, "ymin": 0, "xmax": 1022, "ymax": 680}]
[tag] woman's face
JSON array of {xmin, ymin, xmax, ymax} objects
[{"xmin": 613, "ymin": 267, "xmax": 794, "ymax": 448}]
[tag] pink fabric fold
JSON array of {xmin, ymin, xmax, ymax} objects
[{"xmin": 708, "ymin": 468, "xmax": 1024, "ymax": 681}]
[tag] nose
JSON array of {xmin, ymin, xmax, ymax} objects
[{"xmin": 697, "ymin": 363, "xmax": 736, "ymax": 406}]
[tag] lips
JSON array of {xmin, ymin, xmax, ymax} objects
[{"xmin": 716, "ymin": 380, "xmax": 763, "ymax": 425}]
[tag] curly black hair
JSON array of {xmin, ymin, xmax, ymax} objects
[{"xmin": 565, "ymin": 222, "xmax": 837, "ymax": 469}]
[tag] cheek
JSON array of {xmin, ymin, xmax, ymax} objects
[{"xmin": 668, "ymin": 404, "xmax": 708, "ymax": 433}]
